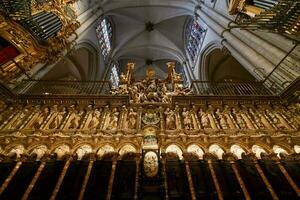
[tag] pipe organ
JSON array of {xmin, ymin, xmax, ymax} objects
[
  {"xmin": 20, "ymin": 11, "xmax": 62, "ymax": 42},
  {"xmin": 252, "ymin": 0, "xmax": 278, "ymax": 10},
  {"xmin": 229, "ymin": 0, "xmax": 300, "ymax": 36},
  {"xmin": 0, "ymin": 0, "xmax": 79, "ymax": 84}
]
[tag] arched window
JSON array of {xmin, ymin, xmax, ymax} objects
[
  {"xmin": 110, "ymin": 63, "xmax": 120, "ymax": 88},
  {"xmin": 96, "ymin": 17, "xmax": 112, "ymax": 60},
  {"xmin": 185, "ymin": 18, "xmax": 206, "ymax": 67}
]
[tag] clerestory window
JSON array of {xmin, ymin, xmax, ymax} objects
[
  {"xmin": 96, "ymin": 17, "xmax": 113, "ymax": 60},
  {"xmin": 185, "ymin": 18, "xmax": 206, "ymax": 68},
  {"xmin": 110, "ymin": 63, "xmax": 120, "ymax": 88}
]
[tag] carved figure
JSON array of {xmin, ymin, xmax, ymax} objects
[
  {"xmin": 182, "ymin": 108, "xmax": 192, "ymax": 130},
  {"xmin": 32, "ymin": 107, "xmax": 50, "ymax": 129},
  {"xmin": 284, "ymin": 110, "xmax": 299, "ymax": 129},
  {"xmin": 88, "ymin": 109, "xmax": 101, "ymax": 129},
  {"xmin": 50, "ymin": 106, "xmax": 66, "ymax": 129},
  {"xmin": 249, "ymin": 108, "xmax": 265, "ymax": 129},
  {"xmin": 128, "ymin": 108, "xmax": 137, "ymax": 129},
  {"xmin": 7, "ymin": 109, "xmax": 29, "ymax": 129},
  {"xmin": 112, "ymin": 63, "xmax": 192, "ymax": 103},
  {"xmin": 216, "ymin": 108, "xmax": 228, "ymax": 129},
  {"xmin": 198, "ymin": 109, "xmax": 211, "ymax": 129},
  {"xmin": 165, "ymin": 108, "xmax": 176, "ymax": 129},
  {"xmin": 69, "ymin": 111, "xmax": 83, "ymax": 129},
  {"xmin": 108, "ymin": 108, "xmax": 119, "ymax": 130},
  {"xmin": 232, "ymin": 108, "xmax": 246, "ymax": 129},
  {"xmin": 265, "ymin": 109, "xmax": 286, "ymax": 129}
]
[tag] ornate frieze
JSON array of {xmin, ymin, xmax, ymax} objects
[{"xmin": 0, "ymin": 102, "xmax": 299, "ymax": 136}]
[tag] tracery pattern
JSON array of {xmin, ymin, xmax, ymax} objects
[
  {"xmin": 185, "ymin": 18, "xmax": 206, "ymax": 66},
  {"xmin": 96, "ymin": 17, "xmax": 112, "ymax": 60}
]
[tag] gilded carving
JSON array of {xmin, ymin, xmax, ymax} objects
[
  {"xmin": 0, "ymin": 0, "xmax": 79, "ymax": 83},
  {"xmin": 182, "ymin": 108, "xmax": 193, "ymax": 130},
  {"xmin": 144, "ymin": 151, "xmax": 159, "ymax": 177},
  {"xmin": 88, "ymin": 108, "xmax": 102, "ymax": 129},
  {"xmin": 112, "ymin": 63, "xmax": 192, "ymax": 103},
  {"xmin": 165, "ymin": 108, "xmax": 176, "ymax": 130}
]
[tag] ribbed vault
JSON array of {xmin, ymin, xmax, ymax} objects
[{"xmin": 105, "ymin": 3, "xmax": 194, "ymax": 78}]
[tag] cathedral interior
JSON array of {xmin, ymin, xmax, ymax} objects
[{"xmin": 0, "ymin": 0, "xmax": 300, "ymax": 199}]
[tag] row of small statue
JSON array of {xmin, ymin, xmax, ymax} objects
[
  {"xmin": 166, "ymin": 105, "xmax": 300, "ymax": 130},
  {"xmin": 0, "ymin": 103, "xmax": 299, "ymax": 131},
  {"xmin": 0, "ymin": 105, "xmax": 137, "ymax": 131}
]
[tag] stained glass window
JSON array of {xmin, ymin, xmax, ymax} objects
[
  {"xmin": 110, "ymin": 63, "xmax": 120, "ymax": 88},
  {"xmin": 185, "ymin": 19, "xmax": 206, "ymax": 67},
  {"xmin": 96, "ymin": 17, "xmax": 112, "ymax": 60}
]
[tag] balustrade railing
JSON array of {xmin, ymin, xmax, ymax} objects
[
  {"xmin": 15, "ymin": 80, "xmax": 112, "ymax": 96},
  {"xmin": 15, "ymin": 79, "xmax": 275, "ymax": 98},
  {"xmin": 191, "ymin": 81, "xmax": 273, "ymax": 96}
]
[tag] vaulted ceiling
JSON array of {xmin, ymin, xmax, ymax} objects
[
  {"xmin": 40, "ymin": 0, "xmax": 196, "ymax": 80},
  {"xmin": 103, "ymin": 0, "xmax": 195, "ymax": 78}
]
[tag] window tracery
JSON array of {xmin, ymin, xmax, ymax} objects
[
  {"xmin": 110, "ymin": 63, "xmax": 120, "ymax": 88},
  {"xmin": 185, "ymin": 18, "xmax": 206, "ymax": 68},
  {"xmin": 96, "ymin": 17, "xmax": 112, "ymax": 60}
]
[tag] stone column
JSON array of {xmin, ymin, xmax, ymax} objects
[
  {"xmin": 251, "ymin": 155, "xmax": 279, "ymax": 200},
  {"xmin": 224, "ymin": 154, "xmax": 251, "ymax": 200},
  {"xmin": 196, "ymin": 7, "xmax": 274, "ymax": 79},
  {"xmin": 200, "ymin": 3, "xmax": 291, "ymax": 64},
  {"xmin": 272, "ymin": 155, "xmax": 300, "ymax": 197},
  {"xmin": 205, "ymin": 154, "xmax": 223, "ymax": 200},
  {"xmin": 183, "ymin": 153, "xmax": 197, "ymax": 200},
  {"xmin": 78, "ymin": 154, "xmax": 96, "ymax": 200},
  {"xmin": 50, "ymin": 156, "xmax": 73, "ymax": 200},
  {"xmin": 106, "ymin": 153, "xmax": 119, "ymax": 200},
  {"xmin": 197, "ymin": 3, "xmax": 300, "ymax": 88},
  {"xmin": 0, "ymin": 161, "xmax": 22, "ymax": 195},
  {"xmin": 21, "ymin": 161, "xmax": 47, "ymax": 200}
]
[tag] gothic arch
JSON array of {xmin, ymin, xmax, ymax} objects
[
  {"xmin": 75, "ymin": 41, "xmax": 102, "ymax": 80},
  {"xmin": 118, "ymin": 144, "xmax": 137, "ymax": 156},
  {"xmin": 230, "ymin": 144, "xmax": 246, "ymax": 159},
  {"xmin": 208, "ymin": 144, "xmax": 225, "ymax": 159},
  {"xmin": 52, "ymin": 144, "xmax": 71, "ymax": 159},
  {"xmin": 97, "ymin": 144, "xmax": 115, "ymax": 159},
  {"xmin": 75, "ymin": 144, "xmax": 93, "ymax": 160},
  {"xmin": 165, "ymin": 144, "xmax": 183, "ymax": 159},
  {"xmin": 198, "ymin": 41, "xmax": 255, "ymax": 82},
  {"xmin": 187, "ymin": 144, "xmax": 205, "ymax": 159},
  {"xmin": 41, "ymin": 41, "xmax": 101, "ymax": 81},
  {"xmin": 198, "ymin": 41, "xmax": 223, "ymax": 81}
]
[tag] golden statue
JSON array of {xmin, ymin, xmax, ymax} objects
[{"xmin": 146, "ymin": 68, "xmax": 156, "ymax": 80}]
